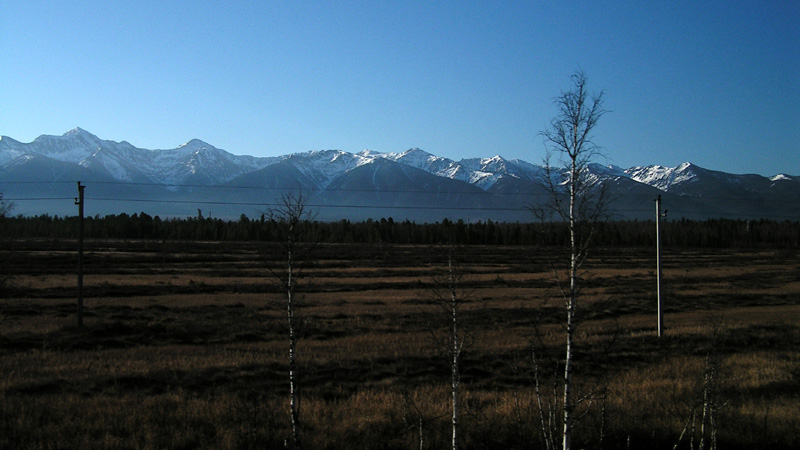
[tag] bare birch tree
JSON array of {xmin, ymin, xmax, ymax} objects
[
  {"xmin": 429, "ymin": 246, "xmax": 471, "ymax": 450},
  {"xmin": 539, "ymin": 70, "xmax": 608, "ymax": 450},
  {"xmin": 267, "ymin": 191, "xmax": 316, "ymax": 450}
]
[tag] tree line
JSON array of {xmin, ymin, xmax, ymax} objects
[{"xmin": 0, "ymin": 212, "xmax": 797, "ymax": 248}]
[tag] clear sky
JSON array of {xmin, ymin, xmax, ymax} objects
[{"xmin": 2, "ymin": 1, "xmax": 798, "ymax": 176}]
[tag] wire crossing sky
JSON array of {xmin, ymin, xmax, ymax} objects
[{"xmin": 2, "ymin": 1, "xmax": 798, "ymax": 176}]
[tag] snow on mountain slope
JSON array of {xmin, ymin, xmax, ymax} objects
[
  {"xmin": 625, "ymin": 162, "xmax": 700, "ymax": 191},
  {"xmin": 770, "ymin": 174, "xmax": 794, "ymax": 183},
  {"xmin": 383, "ymin": 148, "xmax": 456, "ymax": 175},
  {"xmin": 0, "ymin": 129, "xmax": 277, "ymax": 186},
  {"xmin": 3, "ymin": 128, "xmax": 798, "ymax": 221},
  {"xmin": 24, "ymin": 127, "xmax": 101, "ymax": 164},
  {"xmin": 275, "ymin": 150, "xmax": 375, "ymax": 189},
  {"xmin": 379, "ymin": 150, "xmax": 549, "ymax": 190},
  {"xmin": 588, "ymin": 163, "xmax": 629, "ymax": 178},
  {"xmin": 0, "ymin": 136, "xmax": 27, "ymax": 166}
]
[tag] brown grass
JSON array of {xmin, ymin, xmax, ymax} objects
[{"xmin": 1, "ymin": 241, "xmax": 799, "ymax": 449}]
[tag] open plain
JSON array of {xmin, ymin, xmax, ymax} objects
[{"xmin": 2, "ymin": 239, "xmax": 799, "ymax": 449}]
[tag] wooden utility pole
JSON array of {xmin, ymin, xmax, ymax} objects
[
  {"xmin": 656, "ymin": 195, "xmax": 665, "ymax": 336},
  {"xmin": 76, "ymin": 182, "xmax": 85, "ymax": 327}
]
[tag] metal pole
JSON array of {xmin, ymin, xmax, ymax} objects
[
  {"xmin": 656, "ymin": 195, "xmax": 664, "ymax": 337},
  {"xmin": 76, "ymin": 181, "xmax": 85, "ymax": 327}
]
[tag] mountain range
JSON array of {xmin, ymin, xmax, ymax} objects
[{"xmin": 1, "ymin": 128, "xmax": 798, "ymax": 222}]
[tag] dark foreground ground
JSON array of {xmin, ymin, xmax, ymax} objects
[{"xmin": 1, "ymin": 239, "xmax": 799, "ymax": 449}]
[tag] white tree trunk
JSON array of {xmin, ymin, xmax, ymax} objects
[
  {"xmin": 562, "ymin": 160, "xmax": 578, "ymax": 450},
  {"xmin": 450, "ymin": 254, "xmax": 460, "ymax": 450},
  {"xmin": 287, "ymin": 236, "xmax": 300, "ymax": 450},
  {"xmin": 270, "ymin": 193, "xmax": 314, "ymax": 450}
]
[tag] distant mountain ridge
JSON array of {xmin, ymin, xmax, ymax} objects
[{"xmin": 1, "ymin": 128, "xmax": 798, "ymax": 221}]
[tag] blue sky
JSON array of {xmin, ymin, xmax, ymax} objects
[{"xmin": 2, "ymin": 1, "xmax": 798, "ymax": 176}]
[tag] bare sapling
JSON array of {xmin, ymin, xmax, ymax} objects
[
  {"xmin": 266, "ymin": 191, "xmax": 316, "ymax": 450},
  {"xmin": 537, "ymin": 70, "xmax": 609, "ymax": 450},
  {"xmin": 400, "ymin": 383, "xmax": 445, "ymax": 450},
  {"xmin": 672, "ymin": 318, "xmax": 730, "ymax": 450},
  {"xmin": 427, "ymin": 245, "xmax": 473, "ymax": 450}
]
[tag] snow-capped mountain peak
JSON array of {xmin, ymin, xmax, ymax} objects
[
  {"xmin": 675, "ymin": 161, "xmax": 697, "ymax": 173},
  {"xmin": 386, "ymin": 147, "xmax": 446, "ymax": 166},
  {"xmin": 587, "ymin": 163, "xmax": 628, "ymax": 177},
  {"xmin": 356, "ymin": 149, "xmax": 381, "ymax": 158},
  {"xmin": 61, "ymin": 127, "xmax": 101, "ymax": 145},
  {"xmin": 771, "ymin": 174, "xmax": 793, "ymax": 182},
  {"xmin": 23, "ymin": 128, "xmax": 103, "ymax": 164},
  {"xmin": 625, "ymin": 162, "xmax": 701, "ymax": 191},
  {"xmin": 276, "ymin": 149, "xmax": 377, "ymax": 189},
  {"xmin": 64, "ymin": 127, "xmax": 95, "ymax": 137},
  {"xmin": 177, "ymin": 138, "xmax": 216, "ymax": 151}
]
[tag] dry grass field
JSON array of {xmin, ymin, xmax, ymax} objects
[{"xmin": 1, "ymin": 239, "xmax": 799, "ymax": 449}]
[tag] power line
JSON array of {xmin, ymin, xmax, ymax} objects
[
  {"xmin": 7, "ymin": 195, "xmax": 799, "ymax": 219},
  {"xmin": 3, "ymin": 197, "xmax": 74, "ymax": 201},
  {"xmin": 3, "ymin": 181, "xmax": 798, "ymax": 219},
  {"xmin": 84, "ymin": 197, "xmax": 533, "ymax": 212},
  {"xmin": 0, "ymin": 181, "xmax": 795, "ymax": 205},
  {"xmin": 2, "ymin": 179, "xmax": 549, "ymax": 197},
  {"xmin": 4, "ymin": 194, "xmax": 657, "ymax": 214},
  {"xmin": 3, "ymin": 179, "xmax": 798, "ymax": 204}
]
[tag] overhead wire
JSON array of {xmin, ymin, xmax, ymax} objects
[
  {"xmin": 2, "ymin": 180, "xmax": 799, "ymax": 219},
  {"xmin": 3, "ymin": 179, "xmax": 798, "ymax": 202}
]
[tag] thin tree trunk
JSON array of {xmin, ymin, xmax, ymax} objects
[
  {"xmin": 449, "ymin": 254, "xmax": 459, "ymax": 450},
  {"xmin": 562, "ymin": 160, "xmax": 578, "ymax": 450},
  {"xmin": 562, "ymin": 272, "xmax": 576, "ymax": 450},
  {"xmin": 269, "ymin": 192, "xmax": 314, "ymax": 450},
  {"xmin": 287, "ymin": 235, "xmax": 300, "ymax": 450},
  {"xmin": 419, "ymin": 417, "xmax": 424, "ymax": 450}
]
